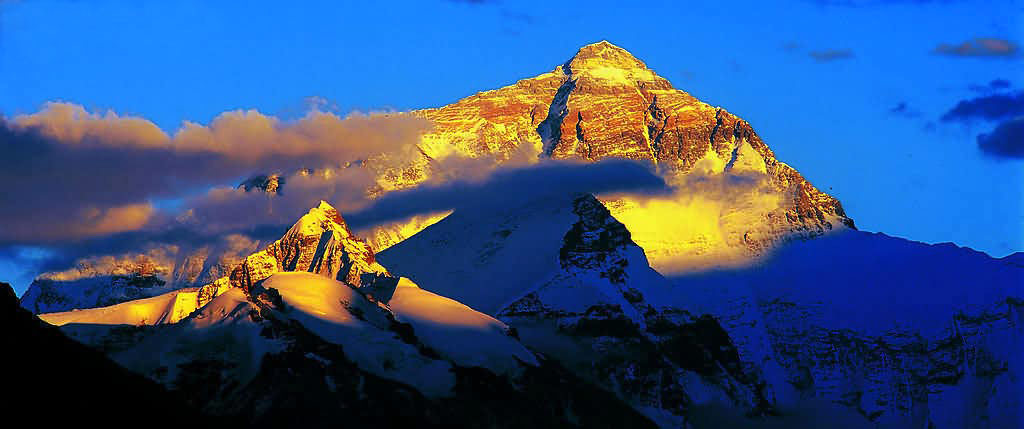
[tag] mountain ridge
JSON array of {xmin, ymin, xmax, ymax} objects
[{"xmin": 39, "ymin": 201, "xmax": 660, "ymax": 428}]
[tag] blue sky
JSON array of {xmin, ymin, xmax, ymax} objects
[{"xmin": 1, "ymin": 0, "xmax": 1021, "ymax": 294}]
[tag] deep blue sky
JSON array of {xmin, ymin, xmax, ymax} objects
[{"xmin": 1, "ymin": 0, "xmax": 1021, "ymax": 293}]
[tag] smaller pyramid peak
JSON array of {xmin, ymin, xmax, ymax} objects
[{"xmin": 287, "ymin": 200, "xmax": 350, "ymax": 238}]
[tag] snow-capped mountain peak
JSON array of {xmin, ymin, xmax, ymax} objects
[{"xmin": 560, "ymin": 41, "xmax": 669, "ymax": 88}]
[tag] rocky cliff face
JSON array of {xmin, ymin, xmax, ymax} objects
[
  {"xmin": 228, "ymin": 41, "xmax": 850, "ymax": 266},
  {"xmin": 410, "ymin": 41, "xmax": 852, "ymax": 271}
]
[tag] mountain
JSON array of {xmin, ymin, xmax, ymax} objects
[
  {"xmin": 38, "ymin": 202, "xmax": 657, "ymax": 428},
  {"xmin": 672, "ymin": 231, "xmax": 1024, "ymax": 428},
  {"xmin": 378, "ymin": 193, "xmax": 775, "ymax": 426},
  {"xmin": 20, "ymin": 41, "xmax": 848, "ymax": 310},
  {"xmin": 18, "ymin": 41, "xmax": 1023, "ymax": 428},
  {"xmin": 250, "ymin": 41, "xmax": 853, "ymax": 269},
  {"xmin": 409, "ymin": 41, "xmax": 852, "ymax": 272},
  {"xmin": 1, "ymin": 281, "xmax": 231, "ymax": 427},
  {"xmin": 373, "ymin": 42, "xmax": 1022, "ymax": 427},
  {"xmin": 379, "ymin": 195, "xmax": 1024, "ymax": 428}
]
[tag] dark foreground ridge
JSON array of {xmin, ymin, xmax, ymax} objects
[{"xmin": 1, "ymin": 281, "xmax": 228, "ymax": 427}]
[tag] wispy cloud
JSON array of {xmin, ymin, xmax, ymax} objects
[
  {"xmin": 934, "ymin": 38, "xmax": 1019, "ymax": 58},
  {"xmin": 889, "ymin": 101, "xmax": 921, "ymax": 118},
  {"xmin": 969, "ymin": 79, "xmax": 1012, "ymax": 93},
  {"xmin": 809, "ymin": 49, "xmax": 855, "ymax": 62}
]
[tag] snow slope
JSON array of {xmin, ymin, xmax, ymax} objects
[
  {"xmin": 58, "ymin": 270, "xmax": 538, "ymax": 400},
  {"xmin": 256, "ymin": 272, "xmax": 455, "ymax": 395},
  {"xmin": 378, "ymin": 195, "xmax": 579, "ymax": 315},
  {"xmin": 380, "ymin": 194, "xmax": 774, "ymax": 425},
  {"xmin": 380, "ymin": 192, "xmax": 1023, "ymax": 428},
  {"xmin": 388, "ymin": 277, "xmax": 538, "ymax": 372},
  {"xmin": 48, "ymin": 201, "xmax": 545, "ymax": 403},
  {"xmin": 40, "ymin": 288, "xmax": 204, "ymax": 326}
]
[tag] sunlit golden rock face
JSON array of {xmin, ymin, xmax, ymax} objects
[
  {"xmin": 394, "ymin": 41, "xmax": 853, "ymax": 271},
  {"xmin": 226, "ymin": 200, "xmax": 389, "ymax": 292},
  {"xmin": 221, "ymin": 42, "xmax": 849, "ymax": 268}
]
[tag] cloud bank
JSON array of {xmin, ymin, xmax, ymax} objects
[
  {"xmin": 344, "ymin": 159, "xmax": 671, "ymax": 229},
  {"xmin": 0, "ymin": 102, "xmax": 431, "ymax": 243},
  {"xmin": 1, "ymin": 101, "xmax": 677, "ymax": 284}
]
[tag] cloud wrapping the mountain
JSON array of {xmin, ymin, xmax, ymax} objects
[
  {"xmin": 178, "ymin": 168, "xmax": 380, "ymax": 233},
  {"xmin": 977, "ymin": 117, "xmax": 1024, "ymax": 159},
  {"xmin": 934, "ymin": 38, "xmax": 1019, "ymax": 58},
  {"xmin": 940, "ymin": 91, "xmax": 1024, "ymax": 123},
  {"xmin": 344, "ymin": 159, "xmax": 671, "ymax": 229},
  {"xmin": 1, "ymin": 102, "xmax": 675, "ymax": 275},
  {"xmin": 0, "ymin": 102, "xmax": 431, "ymax": 243}
]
